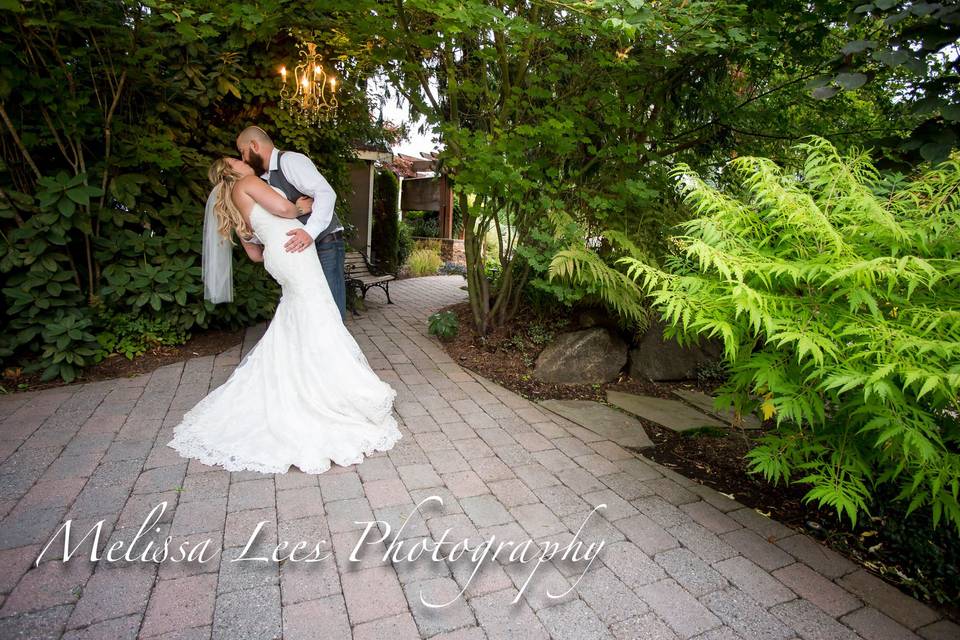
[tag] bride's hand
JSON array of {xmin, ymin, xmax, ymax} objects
[{"xmin": 296, "ymin": 196, "xmax": 314, "ymax": 214}]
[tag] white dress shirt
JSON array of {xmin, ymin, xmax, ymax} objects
[{"xmin": 261, "ymin": 147, "xmax": 340, "ymax": 240}]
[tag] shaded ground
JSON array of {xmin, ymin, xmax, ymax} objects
[
  {"xmin": 2, "ymin": 328, "xmax": 244, "ymax": 394},
  {"xmin": 1, "ymin": 276, "xmax": 953, "ymax": 639},
  {"xmin": 439, "ymin": 303, "xmax": 804, "ymax": 521},
  {"xmin": 439, "ymin": 300, "xmax": 960, "ymax": 619}
]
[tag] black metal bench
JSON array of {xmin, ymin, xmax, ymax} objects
[{"xmin": 344, "ymin": 250, "xmax": 395, "ymax": 304}]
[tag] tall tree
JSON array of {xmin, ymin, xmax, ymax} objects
[
  {"xmin": 810, "ymin": 1, "xmax": 960, "ymax": 163},
  {"xmin": 344, "ymin": 0, "xmax": 906, "ymax": 334}
]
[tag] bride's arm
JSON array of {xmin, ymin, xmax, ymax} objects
[
  {"xmin": 240, "ymin": 239, "xmax": 264, "ymax": 263},
  {"xmin": 235, "ymin": 175, "xmax": 300, "ymax": 218}
]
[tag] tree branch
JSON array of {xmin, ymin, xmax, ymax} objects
[{"xmin": 0, "ymin": 103, "xmax": 41, "ymax": 179}]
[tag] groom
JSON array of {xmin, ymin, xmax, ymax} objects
[{"xmin": 236, "ymin": 126, "xmax": 347, "ymax": 320}]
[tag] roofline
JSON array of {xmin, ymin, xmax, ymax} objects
[{"xmin": 352, "ymin": 149, "xmax": 394, "ymax": 162}]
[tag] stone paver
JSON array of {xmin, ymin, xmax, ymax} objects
[
  {"xmin": 0, "ymin": 275, "xmax": 951, "ymax": 639},
  {"xmin": 670, "ymin": 389, "xmax": 762, "ymax": 430},
  {"xmin": 537, "ymin": 399, "xmax": 653, "ymax": 448},
  {"xmin": 606, "ymin": 391, "xmax": 725, "ymax": 433}
]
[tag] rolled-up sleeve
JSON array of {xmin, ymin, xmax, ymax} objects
[{"xmin": 280, "ymin": 152, "xmax": 337, "ymax": 239}]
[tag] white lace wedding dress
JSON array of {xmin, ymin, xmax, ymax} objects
[{"xmin": 167, "ymin": 192, "xmax": 401, "ymax": 474}]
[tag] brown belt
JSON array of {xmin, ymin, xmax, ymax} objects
[{"xmin": 317, "ymin": 231, "xmax": 343, "ymax": 244}]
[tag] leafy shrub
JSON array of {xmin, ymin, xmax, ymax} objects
[
  {"xmin": 371, "ymin": 170, "xmax": 401, "ymax": 273},
  {"xmin": 837, "ymin": 487, "xmax": 960, "ymax": 607},
  {"xmin": 695, "ymin": 359, "xmax": 730, "ymax": 386},
  {"xmin": 428, "ymin": 310, "xmax": 459, "ymax": 340},
  {"xmin": 97, "ymin": 312, "xmax": 189, "ymax": 360},
  {"xmin": 0, "ymin": 3, "xmax": 392, "ymax": 382},
  {"xmin": 33, "ymin": 310, "xmax": 104, "ymax": 383},
  {"xmin": 407, "ymin": 249, "xmax": 442, "ymax": 276},
  {"xmin": 398, "ymin": 220, "xmax": 415, "ymax": 267},
  {"xmin": 483, "ymin": 255, "xmax": 501, "ymax": 285},
  {"xmin": 415, "ymin": 238, "xmax": 442, "ymax": 253},
  {"xmin": 617, "ymin": 138, "xmax": 960, "ymax": 530},
  {"xmin": 526, "ymin": 322, "xmax": 554, "ymax": 346},
  {"xmin": 517, "ymin": 226, "xmax": 600, "ymax": 315},
  {"xmin": 545, "ymin": 216, "xmax": 652, "ymax": 330},
  {"xmin": 409, "ymin": 212, "xmax": 440, "ymax": 238}
]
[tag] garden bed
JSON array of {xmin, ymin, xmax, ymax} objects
[
  {"xmin": 438, "ymin": 300, "xmax": 960, "ymax": 619},
  {"xmin": 2, "ymin": 327, "xmax": 244, "ymax": 393}
]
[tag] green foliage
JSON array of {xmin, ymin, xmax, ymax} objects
[
  {"xmin": 371, "ymin": 170, "xmax": 400, "ymax": 273},
  {"xmin": 427, "ymin": 310, "xmax": 459, "ymax": 340},
  {"xmin": 614, "ymin": 138, "xmax": 960, "ymax": 531},
  {"xmin": 546, "ymin": 213, "xmax": 653, "ymax": 332},
  {"xmin": 397, "ymin": 220, "xmax": 415, "ymax": 267},
  {"xmin": 406, "ymin": 248, "xmax": 442, "ymax": 277},
  {"xmin": 350, "ymin": 0, "xmax": 906, "ymax": 333},
  {"xmin": 813, "ymin": 1, "xmax": 960, "ymax": 162},
  {"xmin": 96, "ymin": 312, "xmax": 189, "ymax": 360},
  {"xmin": 517, "ymin": 226, "xmax": 594, "ymax": 312},
  {"xmin": 681, "ymin": 426, "xmax": 730, "ymax": 439},
  {"xmin": 414, "ymin": 238, "xmax": 441, "ymax": 253},
  {"xmin": 345, "ymin": 280, "xmax": 366, "ymax": 315},
  {"xmin": 695, "ymin": 359, "xmax": 730, "ymax": 386},
  {"xmin": 526, "ymin": 322, "xmax": 554, "ymax": 347},
  {"xmin": 0, "ymin": 0, "xmax": 390, "ymax": 381},
  {"xmin": 845, "ymin": 490, "xmax": 960, "ymax": 607},
  {"xmin": 31, "ymin": 310, "xmax": 103, "ymax": 383},
  {"xmin": 452, "ymin": 196, "xmax": 464, "ymax": 237},
  {"xmin": 405, "ymin": 211, "xmax": 440, "ymax": 238}
]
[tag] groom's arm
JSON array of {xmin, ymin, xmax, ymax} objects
[{"xmin": 280, "ymin": 152, "xmax": 337, "ymax": 240}]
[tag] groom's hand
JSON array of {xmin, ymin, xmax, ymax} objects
[
  {"xmin": 296, "ymin": 196, "xmax": 314, "ymax": 213},
  {"xmin": 285, "ymin": 229, "xmax": 313, "ymax": 253}
]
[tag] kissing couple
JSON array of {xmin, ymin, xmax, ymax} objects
[{"xmin": 166, "ymin": 126, "xmax": 401, "ymax": 474}]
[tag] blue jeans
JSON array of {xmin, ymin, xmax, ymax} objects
[{"xmin": 316, "ymin": 239, "xmax": 346, "ymax": 321}]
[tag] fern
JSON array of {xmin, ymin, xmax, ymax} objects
[
  {"xmin": 544, "ymin": 210, "xmax": 654, "ymax": 329},
  {"xmin": 552, "ymin": 137, "xmax": 960, "ymax": 531}
]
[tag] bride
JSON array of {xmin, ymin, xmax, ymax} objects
[{"xmin": 167, "ymin": 157, "xmax": 401, "ymax": 474}]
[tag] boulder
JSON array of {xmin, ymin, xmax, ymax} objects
[
  {"xmin": 629, "ymin": 318, "xmax": 723, "ymax": 381},
  {"xmin": 533, "ymin": 328, "xmax": 628, "ymax": 384}
]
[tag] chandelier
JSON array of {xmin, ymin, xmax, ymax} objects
[{"xmin": 278, "ymin": 42, "xmax": 338, "ymax": 125}]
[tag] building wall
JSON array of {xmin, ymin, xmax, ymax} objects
[
  {"xmin": 345, "ymin": 160, "xmax": 372, "ymax": 254},
  {"xmin": 400, "ymin": 176, "xmax": 442, "ymax": 211},
  {"xmin": 401, "ymin": 176, "xmax": 454, "ymax": 239}
]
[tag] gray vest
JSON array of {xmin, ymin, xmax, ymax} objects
[{"xmin": 268, "ymin": 151, "xmax": 342, "ymax": 240}]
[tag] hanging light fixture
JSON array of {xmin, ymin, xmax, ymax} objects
[{"xmin": 278, "ymin": 41, "xmax": 338, "ymax": 125}]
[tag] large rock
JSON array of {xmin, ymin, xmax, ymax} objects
[
  {"xmin": 533, "ymin": 328, "xmax": 627, "ymax": 384},
  {"xmin": 629, "ymin": 318, "xmax": 723, "ymax": 382}
]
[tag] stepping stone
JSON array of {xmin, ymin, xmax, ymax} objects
[
  {"xmin": 671, "ymin": 389, "xmax": 762, "ymax": 430},
  {"xmin": 538, "ymin": 399, "xmax": 653, "ymax": 448},
  {"xmin": 606, "ymin": 391, "xmax": 724, "ymax": 433}
]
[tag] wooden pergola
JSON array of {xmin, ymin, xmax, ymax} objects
[{"xmin": 393, "ymin": 153, "xmax": 460, "ymax": 240}]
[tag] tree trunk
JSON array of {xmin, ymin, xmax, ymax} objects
[{"xmin": 461, "ymin": 191, "xmax": 488, "ymax": 334}]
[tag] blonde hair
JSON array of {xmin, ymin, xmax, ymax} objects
[{"xmin": 208, "ymin": 158, "xmax": 255, "ymax": 244}]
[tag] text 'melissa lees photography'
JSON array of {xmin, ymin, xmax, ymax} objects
[{"xmin": 35, "ymin": 496, "xmax": 607, "ymax": 607}]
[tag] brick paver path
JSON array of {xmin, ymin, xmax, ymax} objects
[{"xmin": 0, "ymin": 275, "xmax": 955, "ymax": 640}]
